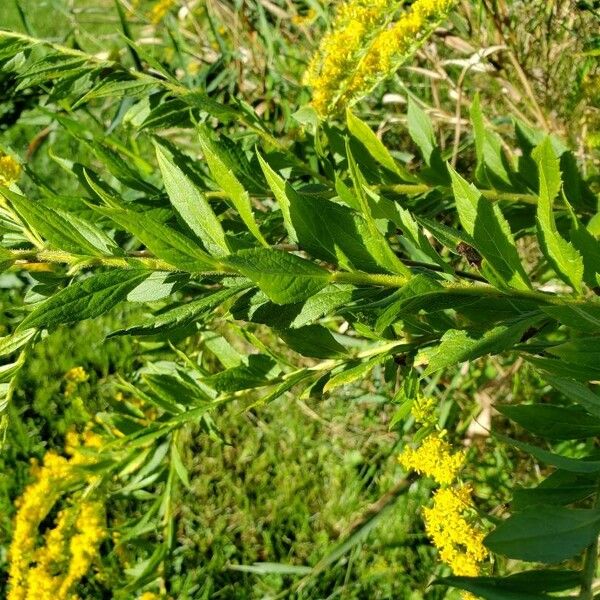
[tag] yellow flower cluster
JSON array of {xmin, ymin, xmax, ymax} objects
[
  {"xmin": 423, "ymin": 485, "xmax": 489, "ymax": 578},
  {"xmin": 304, "ymin": 0, "xmax": 394, "ymax": 115},
  {"xmin": 17, "ymin": 502, "xmax": 106, "ymax": 600},
  {"xmin": 59, "ymin": 502, "xmax": 106, "ymax": 597},
  {"xmin": 305, "ymin": 0, "xmax": 456, "ymax": 115},
  {"xmin": 411, "ymin": 395, "xmax": 437, "ymax": 426},
  {"xmin": 398, "ymin": 429, "xmax": 488, "ymax": 595},
  {"xmin": 398, "ymin": 430, "xmax": 464, "ymax": 484},
  {"xmin": 0, "ymin": 152, "xmax": 21, "ymax": 186},
  {"xmin": 64, "ymin": 366, "xmax": 89, "ymax": 397},
  {"xmin": 8, "ymin": 452, "xmax": 71, "ymax": 600},
  {"xmin": 150, "ymin": 0, "xmax": 176, "ymax": 24},
  {"xmin": 8, "ymin": 431, "xmax": 106, "ymax": 600}
]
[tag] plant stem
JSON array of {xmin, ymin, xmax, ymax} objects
[
  {"xmin": 579, "ymin": 481, "xmax": 600, "ymax": 599},
  {"xmin": 8, "ymin": 249, "xmax": 593, "ymax": 309},
  {"xmin": 380, "ymin": 183, "xmax": 540, "ymax": 206}
]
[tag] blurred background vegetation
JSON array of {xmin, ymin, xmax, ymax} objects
[{"xmin": 0, "ymin": 0, "xmax": 598, "ymax": 598}]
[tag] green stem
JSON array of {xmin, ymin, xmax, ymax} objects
[
  {"xmin": 9, "ymin": 249, "xmax": 595, "ymax": 310},
  {"xmin": 331, "ymin": 270, "xmax": 410, "ymax": 287},
  {"xmin": 11, "ymin": 249, "xmax": 176, "ymax": 272},
  {"xmin": 579, "ymin": 481, "xmax": 600, "ymax": 600},
  {"xmin": 380, "ymin": 183, "xmax": 540, "ymax": 205}
]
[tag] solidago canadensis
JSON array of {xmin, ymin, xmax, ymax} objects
[
  {"xmin": 304, "ymin": 0, "xmax": 456, "ymax": 115},
  {"xmin": 8, "ymin": 430, "xmax": 105, "ymax": 600},
  {"xmin": 0, "ymin": 152, "xmax": 20, "ymax": 187},
  {"xmin": 399, "ymin": 418, "xmax": 488, "ymax": 596}
]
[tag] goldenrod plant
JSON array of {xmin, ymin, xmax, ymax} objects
[
  {"xmin": 305, "ymin": 0, "xmax": 456, "ymax": 115},
  {"xmin": 0, "ymin": 1, "xmax": 599, "ymax": 599}
]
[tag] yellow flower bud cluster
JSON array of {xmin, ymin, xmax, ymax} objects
[
  {"xmin": 8, "ymin": 430, "xmax": 106, "ymax": 600},
  {"xmin": 423, "ymin": 485, "xmax": 488, "ymax": 579},
  {"xmin": 398, "ymin": 430, "xmax": 464, "ymax": 484},
  {"xmin": 305, "ymin": 0, "xmax": 456, "ymax": 116},
  {"xmin": 0, "ymin": 152, "xmax": 21, "ymax": 186},
  {"xmin": 398, "ymin": 430, "xmax": 488, "ymax": 594},
  {"xmin": 64, "ymin": 366, "xmax": 89, "ymax": 398},
  {"xmin": 150, "ymin": 0, "xmax": 176, "ymax": 24},
  {"xmin": 411, "ymin": 395, "xmax": 437, "ymax": 426}
]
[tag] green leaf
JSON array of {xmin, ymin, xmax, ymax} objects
[
  {"xmin": 533, "ymin": 137, "xmax": 584, "ymax": 292},
  {"xmin": 438, "ymin": 570, "xmax": 581, "ymax": 600},
  {"xmin": 203, "ymin": 354, "xmax": 277, "ymax": 392},
  {"xmin": 231, "ymin": 284, "xmax": 361, "ymax": 330},
  {"xmin": 2, "ymin": 187, "xmax": 117, "ymax": 256},
  {"xmin": 346, "ymin": 109, "xmax": 412, "ymax": 180},
  {"xmin": 197, "ymin": 127, "xmax": 267, "ymax": 246},
  {"xmin": 526, "ymin": 355, "xmax": 600, "ymax": 383},
  {"xmin": 257, "ymin": 152, "xmax": 296, "ymax": 242},
  {"xmin": 224, "ymin": 248, "xmax": 330, "ymax": 305},
  {"xmin": 407, "ymin": 99, "xmax": 435, "ymax": 165},
  {"xmin": 450, "ymin": 167, "xmax": 530, "ymax": 290},
  {"xmin": 513, "ymin": 471, "xmax": 597, "ymax": 510},
  {"xmin": 541, "ymin": 304, "xmax": 600, "ymax": 331},
  {"xmin": 406, "ymin": 99, "xmax": 448, "ymax": 184},
  {"xmin": 259, "ymin": 155, "xmax": 398, "ymax": 273},
  {"xmin": 18, "ymin": 270, "xmax": 149, "ymax": 331},
  {"xmin": 497, "ymin": 404, "xmax": 600, "ymax": 439},
  {"xmin": 485, "ymin": 505, "xmax": 600, "ymax": 562},
  {"xmin": 110, "ymin": 286, "xmax": 245, "ymax": 337},
  {"xmin": 424, "ymin": 319, "xmax": 536, "ymax": 375},
  {"xmin": 278, "ymin": 325, "xmax": 346, "ymax": 359},
  {"xmin": 324, "ymin": 354, "xmax": 389, "ymax": 393},
  {"xmin": 470, "ymin": 93, "xmax": 513, "ymax": 188},
  {"xmin": 345, "ymin": 140, "xmax": 411, "ymax": 277},
  {"xmin": 155, "ymin": 143, "xmax": 229, "ymax": 257},
  {"xmin": 543, "ymin": 375, "xmax": 600, "ymax": 419},
  {"xmin": 98, "ymin": 207, "xmax": 217, "ymax": 272},
  {"xmin": 546, "ymin": 338, "xmax": 600, "ymax": 369},
  {"xmin": 569, "ymin": 216, "xmax": 600, "ymax": 288},
  {"xmin": 497, "ymin": 434, "xmax": 600, "ymax": 473}
]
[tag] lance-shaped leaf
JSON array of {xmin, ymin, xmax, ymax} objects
[
  {"xmin": 110, "ymin": 286, "xmax": 245, "ymax": 337},
  {"xmin": 346, "ymin": 109, "xmax": 414, "ymax": 181},
  {"xmin": 450, "ymin": 167, "xmax": 531, "ymax": 290},
  {"xmin": 497, "ymin": 403, "xmax": 600, "ymax": 439},
  {"xmin": 470, "ymin": 93, "xmax": 514, "ymax": 189},
  {"xmin": 345, "ymin": 140, "xmax": 411, "ymax": 277},
  {"xmin": 2, "ymin": 187, "xmax": 118, "ymax": 256},
  {"xmin": 533, "ymin": 137, "xmax": 584, "ymax": 292},
  {"xmin": 407, "ymin": 99, "xmax": 449, "ymax": 184},
  {"xmin": 155, "ymin": 143, "xmax": 229, "ymax": 257},
  {"xmin": 97, "ymin": 207, "xmax": 218, "ymax": 272},
  {"xmin": 485, "ymin": 505, "xmax": 600, "ymax": 563},
  {"xmin": 197, "ymin": 127, "xmax": 267, "ymax": 247},
  {"xmin": 438, "ymin": 570, "xmax": 582, "ymax": 600},
  {"xmin": 258, "ymin": 155, "xmax": 407, "ymax": 273},
  {"xmin": 424, "ymin": 318, "xmax": 537, "ymax": 375},
  {"xmin": 225, "ymin": 248, "xmax": 331, "ymax": 305},
  {"xmin": 18, "ymin": 270, "xmax": 149, "ymax": 331},
  {"xmin": 257, "ymin": 153, "xmax": 296, "ymax": 242}
]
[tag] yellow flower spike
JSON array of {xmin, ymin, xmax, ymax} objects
[
  {"xmin": 0, "ymin": 152, "xmax": 21, "ymax": 186},
  {"xmin": 398, "ymin": 430, "xmax": 464, "ymax": 485},
  {"xmin": 305, "ymin": 0, "xmax": 457, "ymax": 116},
  {"xmin": 149, "ymin": 0, "xmax": 176, "ymax": 24},
  {"xmin": 411, "ymin": 395, "xmax": 437, "ymax": 426},
  {"xmin": 423, "ymin": 485, "xmax": 489, "ymax": 587},
  {"xmin": 59, "ymin": 502, "xmax": 106, "ymax": 597},
  {"xmin": 8, "ymin": 429, "xmax": 106, "ymax": 600}
]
